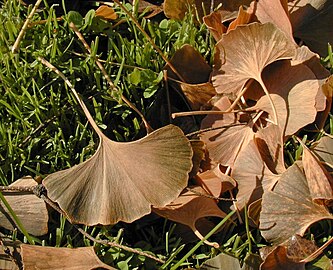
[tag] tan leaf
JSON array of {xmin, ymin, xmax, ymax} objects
[
  {"xmin": 203, "ymin": 11, "xmax": 228, "ymax": 41},
  {"xmin": 289, "ymin": 0, "xmax": 333, "ymax": 56},
  {"xmin": 95, "ymin": 5, "xmax": 118, "ymax": 20},
  {"xmin": 163, "ymin": 0, "xmax": 252, "ymax": 20},
  {"xmin": 227, "ymin": 6, "xmax": 252, "ymax": 33},
  {"xmin": 0, "ymin": 239, "xmax": 21, "ymax": 270},
  {"xmin": 255, "ymin": 124, "xmax": 285, "ymax": 174},
  {"xmin": 43, "ymin": 124, "xmax": 193, "ymax": 225},
  {"xmin": 0, "ymin": 176, "xmax": 48, "ymax": 236},
  {"xmin": 259, "ymin": 163, "xmax": 333, "ymax": 245},
  {"xmin": 212, "ymin": 22, "xmax": 296, "ymax": 96},
  {"xmin": 313, "ymin": 135, "xmax": 333, "ymax": 174},
  {"xmin": 260, "ymin": 245, "xmax": 306, "ymax": 270},
  {"xmin": 153, "ymin": 186, "xmax": 226, "ymax": 247},
  {"xmin": 189, "ymin": 139, "xmax": 205, "ymax": 178},
  {"xmin": 299, "ymin": 139, "xmax": 333, "ymax": 204},
  {"xmin": 21, "ymin": 245, "xmax": 115, "ymax": 270},
  {"xmin": 249, "ymin": 0, "xmax": 294, "ymax": 42},
  {"xmin": 252, "ymin": 60, "xmax": 320, "ymax": 136},
  {"xmin": 200, "ymin": 96, "xmax": 254, "ymax": 167},
  {"xmin": 231, "ymin": 140, "xmax": 278, "ymax": 210}
]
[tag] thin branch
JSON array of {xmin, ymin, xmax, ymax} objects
[
  {"xmin": 32, "ymin": 186, "xmax": 165, "ymax": 264},
  {"xmin": 12, "ymin": 0, "xmax": 43, "ymax": 53},
  {"xmin": 69, "ymin": 22, "xmax": 152, "ymax": 133}
]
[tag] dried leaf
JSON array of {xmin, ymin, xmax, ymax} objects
[
  {"xmin": 0, "ymin": 239, "xmax": 21, "ymax": 270},
  {"xmin": 200, "ymin": 96, "xmax": 254, "ymax": 167},
  {"xmin": 255, "ymin": 124, "xmax": 285, "ymax": 174},
  {"xmin": 43, "ymin": 125, "xmax": 193, "ymax": 225},
  {"xmin": 227, "ymin": 6, "xmax": 252, "ymax": 33},
  {"xmin": 260, "ymin": 245, "xmax": 306, "ymax": 270},
  {"xmin": 153, "ymin": 186, "xmax": 226, "ymax": 246},
  {"xmin": 289, "ymin": 0, "xmax": 333, "ymax": 56},
  {"xmin": 212, "ymin": 22, "xmax": 296, "ymax": 96},
  {"xmin": 313, "ymin": 136, "xmax": 333, "ymax": 173},
  {"xmin": 21, "ymin": 245, "xmax": 115, "ymax": 269},
  {"xmin": 231, "ymin": 140, "xmax": 278, "ymax": 210},
  {"xmin": 0, "ymin": 176, "xmax": 48, "ymax": 236},
  {"xmin": 252, "ymin": 59, "xmax": 320, "ymax": 136},
  {"xmin": 249, "ymin": 0, "xmax": 294, "ymax": 42},
  {"xmin": 203, "ymin": 11, "xmax": 228, "ymax": 41},
  {"xmin": 95, "ymin": 5, "xmax": 118, "ymax": 20},
  {"xmin": 189, "ymin": 139, "xmax": 205, "ymax": 177},
  {"xmin": 299, "ymin": 139, "xmax": 333, "ymax": 204},
  {"xmin": 260, "ymin": 163, "xmax": 333, "ymax": 245}
]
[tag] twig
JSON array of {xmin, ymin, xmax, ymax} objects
[
  {"xmin": 69, "ymin": 22, "xmax": 152, "ymax": 133},
  {"xmin": 110, "ymin": 0, "xmax": 186, "ymax": 82},
  {"xmin": 185, "ymin": 123, "xmax": 246, "ymax": 137},
  {"xmin": 32, "ymin": 185, "xmax": 165, "ymax": 264},
  {"xmin": 12, "ymin": 0, "xmax": 43, "ymax": 53}
]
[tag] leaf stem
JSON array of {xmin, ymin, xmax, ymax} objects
[
  {"xmin": 0, "ymin": 191, "xmax": 34, "ymax": 245},
  {"xmin": 244, "ymin": 205, "xmax": 252, "ymax": 254}
]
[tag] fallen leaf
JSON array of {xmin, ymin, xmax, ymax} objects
[
  {"xmin": 249, "ymin": 0, "xmax": 294, "ymax": 42},
  {"xmin": 0, "ymin": 176, "xmax": 48, "ymax": 236},
  {"xmin": 289, "ymin": 0, "xmax": 333, "ymax": 56},
  {"xmin": 153, "ymin": 186, "xmax": 227, "ymax": 247},
  {"xmin": 227, "ymin": 6, "xmax": 253, "ymax": 33},
  {"xmin": 299, "ymin": 139, "xmax": 333, "ymax": 204},
  {"xmin": 0, "ymin": 238, "xmax": 21, "ymax": 270},
  {"xmin": 203, "ymin": 11, "xmax": 228, "ymax": 41},
  {"xmin": 163, "ymin": 0, "xmax": 252, "ymax": 20},
  {"xmin": 231, "ymin": 140, "xmax": 278, "ymax": 210},
  {"xmin": 212, "ymin": 22, "xmax": 296, "ymax": 97},
  {"xmin": 189, "ymin": 139, "xmax": 205, "ymax": 178},
  {"xmin": 259, "ymin": 162, "xmax": 333, "ymax": 245},
  {"xmin": 200, "ymin": 96, "xmax": 254, "ymax": 167},
  {"xmin": 43, "ymin": 124, "xmax": 193, "ymax": 225},
  {"xmin": 313, "ymin": 135, "xmax": 333, "ymax": 174},
  {"xmin": 21, "ymin": 245, "xmax": 115, "ymax": 269},
  {"xmin": 95, "ymin": 5, "xmax": 118, "ymax": 20},
  {"xmin": 255, "ymin": 124, "xmax": 285, "ymax": 174},
  {"xmin": 260, "ymin": 245, "xmax": 306, "ymax": 270}
]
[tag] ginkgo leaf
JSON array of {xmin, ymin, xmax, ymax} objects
[
  {"xmin": 255, "ymin": 124, "xmax": 285, "ymax": 174},
  {"xmin": 212, "ymin": 22, "xmax": 296, "ymax": 96},
  {"xmin": 313, "ymin": 135, "xmax": 333, "ymax": 173},
  {"xmin": 227, "ymin": 6, "xmax": 252, "ymax": 33},
  {"xmin": 203, "ymin": 11, "xmax": 228, "ymax": 41},
  {"xmin": 21, "ymin": 245, "xmax": 115, "ymax": 270},
  {"xmin": 200, "ymin": 96, "xmax": 254, "ymax": 167},
  {"xmin": 153, "ymin": 186, "xmax": 227, "ymax": 247},
  {"xmin": 298, "ymin": 139, "xmax": 333, "ymax": 204},
  {"xmin": 289, "ymin": 0, "xmax": 333, "ymax": 56},
  {"xmin": 260, "ymin": 162, "xmax": 333, "ymax": 245},
  {"xmin": 252, "ymin": 59, "xmax": 320, "ymax": 136},
  {"xmin": 249, "ymin": 0, "xmax": 294, "ymax": 42},
  {"xmin": 0, "ymin": 239, "xmax": 21, "ymax": 270},
  {"xmin": 0, "ymin": 176, "xmax": 48, "ymax": 236},
  {"xmin": 231, "ymin": 140, "xmax": 278, "ymax": 210},
  {"xmin": 43, "ymin": 124, "xmax": 193, "ymax": 225}
]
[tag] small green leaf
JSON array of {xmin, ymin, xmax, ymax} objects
[
  {"xmin": 129, "ymin": 68, "xmax": 141, "ymax": 86},
  {"xmin": 67, "ymin": 11, "xmax": 83, "ymax": 28}
]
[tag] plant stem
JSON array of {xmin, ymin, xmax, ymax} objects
[{"xmin": 244, "ymin": 205, "xmax": 252, "ymax": 254}]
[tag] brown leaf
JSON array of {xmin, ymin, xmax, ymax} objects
[
  {"xmin": 0, "ymin": 239, "xmax": 21, "ymax": 270},
  {"xmin": 43, "ymin": 124, "xmax": 193, "ymax": 225},
  {"xmin": 200, "ymin": 96, "xmax": 254, "ymax": 167},
  {"xmin": 21, "ymin": 245, "xmax": 115, "ymax": 269},
  {"xmin": 0, "ymin": 176, "xmax": 48, "ymax": 236},
  {"xmin": 249, "ymin": 0, "xmax": 294, "ymax": 42},
  {"xmin": 163, "ymin": 0, "xmax": 252, "ymax": 20},
  {"xmin": 260, "ymin": 245, "xmax": 306, "ymax": 270},
  {"xmin": 313, "ymin": 135, "xmax": 333, "ymax": 174},
  {"xmin": 95, "ymin": 5, "xmax": 118, "ymax": 20},
  {"xmin": 153, "ymin": 186, "xmax": 226, "ymax": 247},
  {"xmin": 252, "ymin": 59, "xmax": 320, "ymax": 137},
  {"xmin": 231, "ymin": 140, "xmax": 278, "ymax": 210},
  {"xmin": 259, "ymin": 162, "xmax": 333, "ymax": 245},
  {"xmin": 255, "ymin": 124, "xmax": 285, "ymax": 174},
  {"xmin": 227, "ymin": 6, "xmax": 253, "ymax": 33},
  {"xmin": 289, "ymin": 0, "xmax": 333, "ymax": 56},
  {"xmin": 203, "ymin": 11, "xmax": 228, "ymax": 41},
  {"xmin": 189, "ymin": 139, "xmax": 205, "ymax": 177},
  {"xmin": 299, "ymin": 139, "xmax": 333, "ymax": 204},
  {"xmin": 212, "ymin": 22, "xmax": 296, "ymax": 96}
]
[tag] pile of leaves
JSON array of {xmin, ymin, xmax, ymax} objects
[{"xmin": 0, "ymin": 0, "xmax": 332, "ymax": 269}]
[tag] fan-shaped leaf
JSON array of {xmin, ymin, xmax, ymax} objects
[
  {"xmin": 260, "ymin": 163, "xmax": 333, "ymax": 245},
  {"xmin": 43, "ymin": 125, "xmax": 193, "ymax": 225}
]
